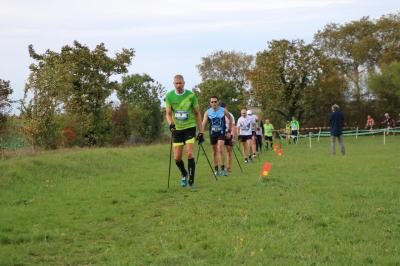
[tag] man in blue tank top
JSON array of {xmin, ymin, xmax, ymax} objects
[{"xmin": 201, "ymin": 96, "xmax": 233, "ymax": 176}]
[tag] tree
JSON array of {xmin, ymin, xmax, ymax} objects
[
  {"xmin": 21, "ymin": 56, "xmax": 62, "ymax": 149},
  {"xmin": 374, "ymin": 13, "xmax": 400, "ymax": 67},
  {"xmin": 314, "ymin": 13, "xmax": 400, "ymax": 112},
  {"xmin": 111, "ymin": 103, "xmax": 130, "ymax": 145},
  {"xmin": 0, "ymin": 79, "xmax": 13, "ymax": 130},
  {"xmin": 197, "ymin": 50, "xmax": 253, "ymax": 86},
  {"xmin": 0, "ymin": 79, "xmax": 13, "ymax": 154},
  {"xmin": 369, "ymin": 61, "xmax": 400, "ymax": 116},
  {"xmin": 196, "ymin": 50, "xmax": 252, "ymax": 113},
  {"xmin": 248, "ymin": 40, "xmax": 318, "ymax": 121},
  {"xmin": 117, "ymin": 74, "xmax": 165, "ymax": 142},
  {"xmin": 22, "ymin": 41, "xmax": 134, "ymax": 148},
  {"xmin": 193, "ymin": 79, "xmax": 246, "ymax": 119}
]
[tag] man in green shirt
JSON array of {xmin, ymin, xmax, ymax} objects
[
  {"xmin": 165, "ymin": 75, "xmax": 203, "ymax": 189},
  {"xmin": 290, "ymin": 116, "xmax": 300, "ymax": 144},
  {"xmin": 263, "ymin": 119, "xmax": 274, "ymax": 149}
]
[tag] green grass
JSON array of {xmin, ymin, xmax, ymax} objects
[{"xmin": 0, "ymin": 136, "xmax": 399, "ymax": 265}]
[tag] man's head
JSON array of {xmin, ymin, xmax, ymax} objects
[
  {"xmin": 292, "ymin": 116, "xmax": 296, "ymax": 120},
  {"xmin": 241, "ymin": 108, "xmax": 247, "ymax": 117},
  {"xmin": 247, "ymin": 109, "xmax": 252, "ymax": 116},
  {"xmin": 385, "ymin": 113, "xmax": 389, "ymax": 117},
  {"xmin": 332, "ymin": 104, "xmax": 340, "ymax": 112},
  {"xmin": 265, "ymin": 119, "xmax": 270, "ymax": 124},
  {"xmin": 210, "ymin": 96, "xmax": 218, "ymax": 109},
  {"xmin": 367, "ymin": 115, "xmax": 371, "ymax": 119},
  {"xmin": 173, "ymin": 74, "xmax": 185, "ymax": 90}
]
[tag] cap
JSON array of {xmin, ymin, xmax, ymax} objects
[{"xmin": 247, "ymin": 110, "xmax": 252, "ymax": 115}]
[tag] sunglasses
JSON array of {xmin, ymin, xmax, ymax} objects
[
  {"xmin": 174, "ymin": 82, "xmax": 183, "ymax": 84},
  {"xmin": 210, "ymin": 101, "xmax": 217, "ymax": 103}
]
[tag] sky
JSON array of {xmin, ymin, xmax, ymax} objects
[{"xmin": 1, "ymin": 0, "xmax": 399, "ymax": 112}]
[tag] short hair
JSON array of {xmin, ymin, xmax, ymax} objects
[
  {"xmin": 174, "ymin": 74, "xmax": 184, "ymax": 80},
  {"xmin": 332, "ymin": 104, "xmax": 340, "ymax": 111},
  {"xmin": 210, "ymin": 96, "xmax": 218, "ymax": 100}
]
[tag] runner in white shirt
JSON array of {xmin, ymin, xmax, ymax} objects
[
  {"xmin": 247, "ymin": 110, "xmax": 258, "ymax": 158},
  {"xmin": 237, "ymin": 108, "xmax": 253, "ymax": 163}
]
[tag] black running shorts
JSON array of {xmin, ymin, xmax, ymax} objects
[
  {"xmin": 173, "ymin": 127, "xmax": 196, "ymax": 147},
  {"xmin": 239, "ymin": 135, "xmax": 252, "ymax": 142},
  {"xmin": 210, "ymin": 132, "xmax": 225, "ymax": 145}
]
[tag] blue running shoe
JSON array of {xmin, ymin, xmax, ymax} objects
[
  {"xmin": 221, "ymin": 169, "xmax": 228, "ymax": 176},
  {"xmin": 181, "ymin": 177, "xmax": 187, "ymax": 188},
  {"xmin": 213, "ymin": 170, "xmax": 219, "ymax": 177}
]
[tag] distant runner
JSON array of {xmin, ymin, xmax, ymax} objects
[
  {"xmin": 263, "ymin": 119, "xmax": 274, "ymax": 150},
  {"xmin": 237, "ymin": 108, "xmax": 253, "ymax": 163}
]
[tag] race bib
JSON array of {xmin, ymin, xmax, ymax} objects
[
  {"xmin": 211, "ymin": 126, "xmax": 222, "ymax": 132},
  {"xmin": 175, "ymin": 110, "xmax": 189, "ymax": 121}
]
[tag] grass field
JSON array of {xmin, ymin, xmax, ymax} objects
[{"xmin": 0, "ymin": 136, "xmax": 399, "ymax": 265}]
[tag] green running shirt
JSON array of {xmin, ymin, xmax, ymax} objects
[
  {"xmin": 165, "ymin": 89, "xmax": 199, "ymax": 130},
  {"xmin": 263, "ymin": 124, "xmax": 274, "ymax": 137}
]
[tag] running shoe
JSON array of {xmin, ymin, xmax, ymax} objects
[
  {"xmin": 188, "ymin": 177, "xmax": 194, "ymax": 189},
  {"xmin": 214, "ymin": 170, "xmax": 219, "ymax": 177},
  {"xmin": 221, "ymin": 169, "xmax": 228, "ymax": 176},
  {"xmin": 181, "ymin": 176, "xmax": 187, "ymax": 188}
]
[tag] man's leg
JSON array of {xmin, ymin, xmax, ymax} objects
[
  {"xmin": 331, "ymin": 136, "xmax": 336, "ymax": 155},
  {"xmin": 217, "ymin": 139, "xmax": 226, "ymax": 175},
  {"xmin": 185, "ymin": 143, "xmax": 196, "ymax": 187},
  {"xmin": 252, "ymin": 136, "xmax": 257, "ymax": 155},
  {"xmin": 339, "ymin": 135, "xmax": 346, "ymax": 155},
  {"xmin": 241, "ymin": 139, "xmax": 247, "ymax": 161},
  {"xmin": 246, "ymin": 139, "xmax": 253, "ymax": 161},
  {"xmin": 174, "ymin": 145, "xmax": 188, "ymax": 187},
  {"xmin": 292, "ymin": 131, "xmax": 297, "ymax": 144}
]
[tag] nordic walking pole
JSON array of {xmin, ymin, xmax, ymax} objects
[
  {"xmin": 232, "ymin": 144, "xmax": 244, "ymax": 173},
  {"xmin": 196, "ymin": 144, "xmax": 201, "ymax": 164},
  {"xmin": 199, "ymin": 143, "xmax": 218, "ymax": 181},
  {"xmin": 167, "ymin": 136, "xmax": 173, "ymax": 189}
]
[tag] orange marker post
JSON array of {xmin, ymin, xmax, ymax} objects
[
  {"xmin": 273, "ymin": 143, "xmax": 278, "ymax": 152},
  {"xmin": 278, "ymin": 149, "xmax": 282, "ymax": 156},
  {"xmin": 261, "ymin": 162, "xmax": 271, "ymax": 177}
]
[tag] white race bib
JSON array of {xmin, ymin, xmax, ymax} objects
[{"xmin": 175, "ymin": 111, "xmax": 189, "ymax": 121}]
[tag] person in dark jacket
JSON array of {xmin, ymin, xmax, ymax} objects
[{"xmin": 330, "ymin": 104, "xmax": 345, "ymax": 155}]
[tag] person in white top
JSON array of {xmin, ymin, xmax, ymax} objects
[
  {"xmin": 247, "ymin": 109, "xmax": 258, "ymax": 158},
  {"xmin": 220, "ymin": 102, "xmax": 235, "ymax": 172},
  {"xmin": 237, "ymin": 108, "xmax": 253, "ymax": 163}
]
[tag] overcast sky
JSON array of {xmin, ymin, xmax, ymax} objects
[{"xmin": 1, "ymin": 0, "xmax": 399, "ymax": 111}]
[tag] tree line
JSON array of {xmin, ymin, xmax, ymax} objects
[{"xmin": 0, "ymin": 13, "xmax": 399, "ymax": 150}]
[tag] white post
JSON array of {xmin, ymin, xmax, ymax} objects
[
  {"xmin": 309, "ymin": 132, "xmax": 312, "ymax": 149},
  {"xmin": 356, "ymin": 126, "xmax": 359, "ymax": 139},
  {"xmin": 317, "ymin": 128, "xmax": 321, "ymax": 143},
  {"xmin": 383, "ymin": 129, "xmax": 386, "ymax": 145}
]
